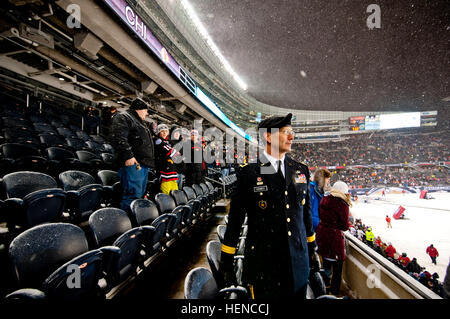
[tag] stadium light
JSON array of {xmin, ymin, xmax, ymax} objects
[{"xmin": 180, "ymin": 0, "xmax": 248, "ymax": 91}]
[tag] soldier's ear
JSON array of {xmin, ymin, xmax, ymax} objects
[{"xmin": 263, "ymin": 131, "xmax": 271, "ymax": 145}]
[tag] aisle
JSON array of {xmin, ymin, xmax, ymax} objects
[{"xmin": 118, "ymin": 210, "xmax": 227, "ymax": 300}]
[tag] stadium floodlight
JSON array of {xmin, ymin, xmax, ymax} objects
[{"xmin": 180, "ymin": 0, "xmax": 248, "ymax": 91}]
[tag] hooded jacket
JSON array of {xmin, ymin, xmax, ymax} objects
[{"xmin": 316, "ymin": 190, "xmax": 350, "ymax": 261}]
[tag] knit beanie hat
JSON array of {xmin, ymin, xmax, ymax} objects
[{"xmin": 332, "ymin": 181, "xmax": 349, "ymax": 194}]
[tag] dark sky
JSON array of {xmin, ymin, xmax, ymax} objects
[{"xmin": 188, "ymin": 0, "xmax": 449, "ymax": 112}]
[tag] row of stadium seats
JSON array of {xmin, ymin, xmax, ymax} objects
[
  {"xmin": 185, "ymin": 214, "xmax": 336, "ymax": 299},
  {"xmin": 1, "ymin": 175, "xmax": 223, "ymax": 300}
]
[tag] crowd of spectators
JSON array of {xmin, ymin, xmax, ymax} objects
[
  {"xmin": 291, "ymin": 131, "xmax": 449, "ymax": 168},
  {"xmin": 348, "ymin": 218, "xmax": 447, "ymax": 297},
  {"xmin": 331, "ymin": 166, "xmax": 449, "ymax": 188}
]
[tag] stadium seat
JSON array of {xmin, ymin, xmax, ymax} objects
[
  {"xmin": 2, "ymin": 171, "xmax": 66, "ymax": 229},
  {"xmin": 154, "ymin": 193, "xmax": 183, "ymax": 238},
  {"xmin": 8, "ymin": 223, "xmax": 89, "ymax": 288},
  {"xmin": 65, "ymin": 137, "xmax": 89, "ymax": 151},
  {"xmin": 170, "ymin": 190, "xmax": 196, "ymax": 226},
  {"xmin": 0, "ymin": 142, "xmax": 48, "ymax": 174},
  {"xmin": 56, "ymin": 127, "xmax": 75, "ymax": 138},
  {"xmin": 205, "ymin": 181, "xmax": 220, "ymax": 201},
  {"xmin": 192, "ymin": 184, "xmax": 211, "ymax": 212},
  {"xmin": 76, "ymin": 131, "xmax": 91, "ymax": 141},
  {"xmin": 205, "ymin": 240, "xmax": 223, "ymax": 287},
  {"xmin": 41, "ymin": 246, "xmax": 121, "ymax": 299},
  {"xmin": 87, "ymin": 208, "xmax": 149, "ymax": 285},
  {"xmin": 34, "ymin": 123, "xmax": 56, "ymax": 134},
  {"xmin": 88, "ymin": 207, "xmax": 132, "ymax": 247},
  {"xmin": 5, "ymin": 288, "xmax": 47, "ymax": 301},
  {"xmin": 184, "ymin": 267, "xmax": 247, "ymax": 299},
  {"xmin": 39, "ymin": 133, "xmax": 67, "ymax": 149},
  {"xmin": 200, "ymin": 182, "xmax": 215, "ymax": 207},
  {"xmin": 97, "ymin": 170, "xmax": 122, "ymax": 207},
  {"xmin": 183, "ymin": 186, "xmax": 205, "ymax": 217},
  {"xmin": 129, "ymin": 198, "xmax": 159, "ymax": 227},
  {"xmin": 58, "ymin": 170, "xmax": 104, "ymax": 222},
  {"xmin": 46, "ymin": 147, "xmax": 82, "ymax": 177},
  {"xmin": 217, "ymin": 225, "xmax": 226, "ymax": 243},
  {"xmin": 76, "ymin": 150, "xmax": 104, "ymax": 174}
]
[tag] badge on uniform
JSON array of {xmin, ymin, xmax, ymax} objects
[
  {"xmin": 258, "ymin": 200, "xmax": 267, "ymax": 209},
  {"xmin": 254, "ymin": 186, "xmax": 268, "ymax": 192},
  {"xmin": 295, "ymin": 173, "xmax": 307, "ymax": 184}
]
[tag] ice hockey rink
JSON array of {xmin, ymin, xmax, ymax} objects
[{"xmin": 349, "ymin": 191, "xmax": 450, "ymax": 280}]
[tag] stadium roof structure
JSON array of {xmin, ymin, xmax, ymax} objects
[{"xmin": 169, "ymin": 0, "xmax": 449, "ymax": 113}]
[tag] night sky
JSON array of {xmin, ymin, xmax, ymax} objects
[{"xmin": 187, "ymin": 0, "xmax": 449, "ymax": 112}]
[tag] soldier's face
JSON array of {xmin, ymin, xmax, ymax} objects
[{"xmin": 267, "ymin": 126, "xmax": 294, "ymax": 155}]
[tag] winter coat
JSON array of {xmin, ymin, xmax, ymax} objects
[
  {"xmin": 109, "ymin": 109, "xmax": 155, "ymax": 168},
  {"xmin": 426, "ymin": 246, "xmax": 439, "ymax": 258},
  {"xmin": 154, "ymin": 136, "xmax": 180, "ymax": 182},
  {"xmin": 316, "ymin": 191, "xmax": 350, "ymax": 261},
  {"xmin": 385, "ymin": 245, "xmax": 396, "ymax": 258},
  {"xmin": 309, "ymin": 181, "xmax": 324, "ymax": 231},
  {"xmin": 406, "ymin": 259, "xmax": 422, "ymax": 274}
]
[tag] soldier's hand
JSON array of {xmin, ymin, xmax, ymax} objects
[
  {"xmin": 308, "ymin": 241, "xmax": 321, "ymax": 272},
  {"xmin": 219, "ymin": 254, "xmax": 237, "ymax": 287}
]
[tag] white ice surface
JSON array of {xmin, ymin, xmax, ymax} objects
[{"xmin": 349, "ymin": 192, "xmax": 450, "ymax": 280}]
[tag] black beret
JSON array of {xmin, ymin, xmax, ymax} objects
[
  {"xmin": 257, "ymin": 113, "xmax": 292, "ymax": 130},
  {"xmin": 129, "ymin": 98, "xmax": 149, "ymax": 110}
]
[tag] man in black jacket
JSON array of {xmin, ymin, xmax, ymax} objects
[
  {"xmin": 109, "ymin": 98, "xmax": 155, "ymax": 212},
  {"xmin": 219, "ymin": 113, "xmax": 320, "ymax": 299},
  {"xmin": 184, "ymin": 129, "xmax": 204, "ymax": 186}
]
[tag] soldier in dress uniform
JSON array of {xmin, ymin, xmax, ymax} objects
[{"xmin": 219, "ymin": 113, "xmax": 320, "ymax": 299}]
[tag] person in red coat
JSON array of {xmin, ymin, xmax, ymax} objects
[
  {"xmin": 398, "ymin": 252, "xmax": 411, "ymax": 268},
  {"xmin": 426, "ymin": 244, "xmax": 439, "ymax": 265},
  {"xmin": 385, "ymin": 215, "xmax": 392, "ymax": 228},
  {"xmin": 385, "ymin": 243, "xmax": 396, "ymax": 259},
  {"xmin": 316, "ymin": 181, "xmax": 351, "ymax": 296}
]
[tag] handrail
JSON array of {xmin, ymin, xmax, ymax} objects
[{"xmin": 344, "ymin": 233, "xmax": 442, "ymax": 299}]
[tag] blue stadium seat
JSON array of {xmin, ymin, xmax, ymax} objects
[{"xmin": 58, "ymin": 170, "xmax": 104, "ymax": 222}]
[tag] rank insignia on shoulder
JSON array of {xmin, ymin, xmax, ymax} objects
[
  {"xmin": 258, "ymin": 200, "xmax": 267, "ymax": 209},
  {"xmin": 295, "ymin": 174, "xmax": 307, "ymax": 184}
]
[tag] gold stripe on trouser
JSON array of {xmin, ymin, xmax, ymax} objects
[
  {"xmin": 221, "ymin": 244, "xmax": 236, "ymax": 255},
  {"xmin": 307, "ymin": 233, "xmax": 316, "ymax": 243},
  {"xmin": 249, "ymin": 285, "xmax": 255, "ymax": 299}
]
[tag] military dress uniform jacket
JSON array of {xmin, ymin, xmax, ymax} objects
[{"xmin": 221, "ymin": 155, "xmax": 316, "ymax": 298}]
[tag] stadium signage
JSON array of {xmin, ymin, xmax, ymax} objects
[{"xmin": 103, "ymin": 0, "xmax": 251, "ymax": 141}]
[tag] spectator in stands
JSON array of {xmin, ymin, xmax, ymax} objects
[
  {"xmin": 170, "ymin": 126, "xmax": 185, "ymax": 189},
  {"xmin": 184, "ymin": 129, "xmax": 204, "ymax": 186},
  {"xmin": 385, "ymin": 242, "xmax": 396, "ymax": 259},
  {"xmin": 398, "ymin": 252, "xmax": 411, "ymax": 268},
  {"xmin": 365, "ymin": 227, "xmax": 375, "ymax": 248},
  {"xmin": 154, "ymin": 124, "xmax": 180, "ymax": 195},
  {"xmin": 316, "ymin": 181, "xmax": 351, "ymax": 296},
  {"xmin": 109, "ymin": 98, "xmax": 155, "ymax": 212},
  {"xmin": 309, "ymin": 168, "xmax": 331, "ymax": 231},
  {"xmin": 406, "ymin": 257, "xmax": 424, "ymax": 275},
  {"xmin": 83, "ymin": 106, "xmax": 100, "ymax": 135},
  {"xmin": 426, "ymin": 244, "xmax": 439, "ymax": 265}
]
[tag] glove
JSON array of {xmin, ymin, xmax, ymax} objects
[
  {"xmin": 308, "ymin": 241, "xmax": 321, "ymax": 272},
  {"xmin": 218, "ymin": 252, "xmax": 237, "ymax": 287}
]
